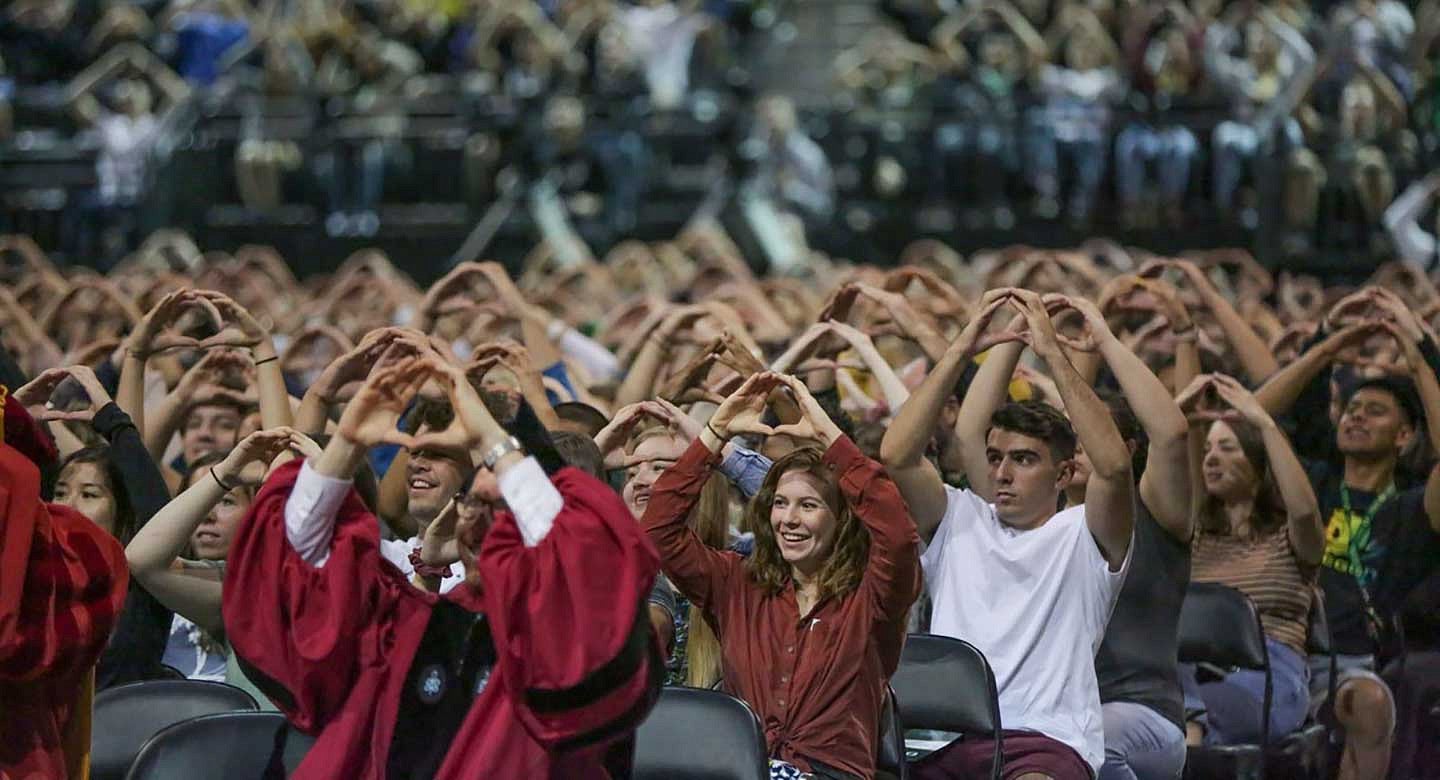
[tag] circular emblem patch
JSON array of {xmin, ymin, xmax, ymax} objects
[{"xmin": 417, "ymin": 664, "xmax": 447, "ymax": 704}]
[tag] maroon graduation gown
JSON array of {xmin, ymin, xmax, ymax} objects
[
  {"xmin": 221, "ymin": 459, "xmax": 662, "ymax": 779},
  {"xmin": 1, "ymin": 443, "xmax": 129, "ymax": 779}
]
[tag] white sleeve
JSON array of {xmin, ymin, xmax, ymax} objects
[
  {"xmin": 1384, "ymin": 181, "xmax": 1438, "ymax": 269},
  {"xmin": 284, "ymin": 460, "xmax": 354, "ymax": 568},
  {"xmin": 550, "ymin": 322, "xmax": 623, "ymax": 382},
  {"xmin": 919, "ymin": 486, "xmax": 982, "ymax": 581},
  {"xmin": 498, "ymin": 456, "xmax": 566, "ymax": 547}
]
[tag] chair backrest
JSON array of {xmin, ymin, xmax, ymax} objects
[
  {"xmin": 1177, "ymin": 582, "xmax": 1269, "ymax": 670},
  {"xmin": 1306, "ymin": 586, "xmax": 1333, "ymax": 657},
  {"xmin": 92, "ymin": 680, "xmax": 259, "ymax": 780},
  {"xmin": 633, "ymin": 687, "xmax": 769, "ymax": 780},
  {"xmin": 890, "ymin": 634, "xmax": 1001, "ymax": 737},
  {"xmin": 124, "ymin": 711, "xmax": 313, "ymax": 780},
  {"xmin": 876, "ymin": 685, "xmax": 907, "ymax": 780}
]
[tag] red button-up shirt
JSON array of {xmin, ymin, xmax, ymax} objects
[{"xmin": 640, "ymin": 435, "xmax": 921, "ymax": 778}]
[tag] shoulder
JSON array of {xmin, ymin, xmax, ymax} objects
[{"xmin": 940, "ymin": 484, "xmax": 993, "ymax": 525}]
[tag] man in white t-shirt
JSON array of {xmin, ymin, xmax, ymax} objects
[{"xmin": 881, "ymin": 289, "xmax": 1135, "ymax": 780}]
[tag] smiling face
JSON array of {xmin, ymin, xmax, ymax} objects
[
  {"xmin": 985, "ymin": 428, "xmax": 1072, "ymax": 528},
  {"xmin": 182, "ymin": 404, "xmax": 242, "ymax": 465},
  {"xmin": 623, "ymin": 433, "xmax": 687, "ymax": 518},
  {"xmin": 1202, "ymin": 421, "xmax": 1260, "ymax": 502},
  {"xmin": 54, "ymin": 461, "xmax": 118, "ymax": 535},
  {"xmin": 1337, "ymin": 387, "xmax": 1413, "ymax": 460},
  {"xmin": 769, "ymin": 469, "xmax": 839, "ymax": 577},
  {"xmin": 406, "ymin": 438, "xmax": 471, "ymax": 527}
]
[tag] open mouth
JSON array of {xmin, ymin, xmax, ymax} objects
[
  {"xmin": 194, "ymin": 531, "xmax": 221, "ymax": 544},
  {"xmin": 409, "ymin": 477, "xmax": 437, "ymax": 491},
  {"xmin": 779, "ymin": 531, "xmax": 810, "ymax": 544}
]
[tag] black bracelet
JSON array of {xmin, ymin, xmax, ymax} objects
[
  {"xmin": 705, "ymin": 421, "xmax": 726, "ymax": 442},
  {"xmin": 210, "ymin": 468, "xmax": 233, "ymax": 492},
  {"xmin": 254, "ymin": 355, "xmax": 279, "ymax": 366}
]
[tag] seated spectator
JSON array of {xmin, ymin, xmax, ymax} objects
[
  {"xmin": 1257, "ymin": 290, "xmax": 1440, "ymax": 779},
  {"xmin": 124, "ymin": 431, "xmax": 299, "ymax": 696},
  {"xmin": 1176, "ymin": 373, "xmax": 1325, "ymax": 746},
  {"xmin": 223, "ymin": 352, "xmax": 662, "ymax": 776},
  {"xmin": 1115, "ymin": 5, "xmax": 1203, "ymax": 229},
  {"xmin": 883, "ymin": 289, "xmax": 1136, "ymax": 780},
  {"xmin": 0, "ymin": 389, "xmax": 129, "ymax": 779},
  {"xmin": 1029, "ymin": 8, "xmax": 1125, "ymax": 224},
  {"xmin": 1205, "ymin": 5, "xmax": 1314, "ymax": 227},
  {"xmin": 31, "ymin": 366, "xmax": 176, "ymax": 690},
  {"xmin": 641, "ymin": 372, "xmax": 921, "ymax": 779}
]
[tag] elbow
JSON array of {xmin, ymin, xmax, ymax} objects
[
  {"xmin": 1091, "ymin": 458, "xmax": 1133, "ymax": 484},
  {"xmin": 878, "ymin": 433, "xmax": 917, "ymax": 469}
]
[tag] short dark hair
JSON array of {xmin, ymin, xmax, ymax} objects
[
  {"xmin": 550, "ymin": 430, "xmax": 605, "ymax": 478},
  {"xmin": 989, "ymin": 400, "xmax": 1077, "ymax": 462},
  {"xmin": 554, "ymin": 402, "xmax": 610, "ymax": 438},
  {"xmin": 1343, "ymin": 376, "xmax": 1421, "ymax": 428},
  {"xmin": 1097, "ymin": 389, "xmax": 1147, "ymax": 479}
]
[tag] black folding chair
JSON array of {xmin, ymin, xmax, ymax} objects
[
  {"xmin": 92, "ymin": 679, "xmax": 258, "ymax": 780},
  {"xmin": 890, "ymin": 633, "xmax": 1003, "ymax": 780},
  {"xmin": 876, "ymin": 684, "xmax": 908, "ymax": 780},
  {"xmin": 633, "ymin": 687, "xmax": 769, "ymax": 780},
  {"xmin": 124, "ymin": 711, "xmax": 314, "ymax": 780},
  {"xmin": 1178, "ymin": 583, "xmax": 1272, "ymax": 779},
  {"xmin": 1266, "ymin": 587, "xmax": 1336, "ymax": 779}
]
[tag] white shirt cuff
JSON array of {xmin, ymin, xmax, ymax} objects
[
  {"xmin": 497, "ymin": 456, "xmax": 565, "ymax": 547},
  {"xmin": 283, "ymin": 459, "xmax": 354, "ymax": 567}
]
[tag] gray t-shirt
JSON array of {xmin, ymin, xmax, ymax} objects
[{"xmin": 1095, "ymin": 500, "xmax": 1190, "ymax": 730}]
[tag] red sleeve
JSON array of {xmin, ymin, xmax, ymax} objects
[
  {"xmin": 637, "ymin": 438, "xmax": 743, "ymax": 615},
  {"xmin": 823, "ymin": 436, "xmax": 922, "ymax": 634},
  {"xmin": 0, "ymin": 444, "xmax": 128, "ymax": 682},
  {"xmin": 222, "ymin": 459, "xmax": 423, "ymax": 732},
  {"xmin": 480, "ymin": 467, "xmax": 664, "ymax": 752}
]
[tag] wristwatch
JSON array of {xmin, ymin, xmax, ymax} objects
[{"xmin": 482, "ymin": 436, "xmax": 524, "ymax": 470}]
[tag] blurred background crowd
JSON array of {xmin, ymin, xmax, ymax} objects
[{"xmin": 5, "ymin": 0, "xmax": 1440, "ymax": 282}]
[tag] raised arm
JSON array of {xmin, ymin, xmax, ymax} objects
[
  {"xmin": 125, "ymin": 429, "xmax": 293, "ymax": 634},
  {"xmin": 827, "ymin": 321, "xmax": 911, "ymax": 413},
  {"xmin": 1255, "ymin": 321, "xmax": 1378, "ymax": 417},
  {"xmin": 1383, "ymin": 173, "xmax": 1440, "ymax": 269},
  {"xmin": 1215, "ymin": 376, "xmax": 1324, "ymax": 565},
  {"xmin": 1071, "ymin": 296, "xmax": 1193, "ymax": 541},
  {"xmin": 881, "ymin": 291, "xmax": 1017, "ymax": 540},
  {"xmin": 1176, "ymin": 260, "xmax": 1279, "ymax": 384},
  {"xmin": 198, "ymin": 291, "xmax": 292, "ymax": 430},
  {"xmin": 1013, "ymin": 291, "xmax": 1135, "ymax": 568}
]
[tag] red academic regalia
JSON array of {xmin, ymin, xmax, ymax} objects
[
  {"xmin": 0, "ymin": 443, "xmax": 129, "ymax": 779},
  {"xmin": 222, "ymin": 459, "xmax": 663, "ymax": 779}
]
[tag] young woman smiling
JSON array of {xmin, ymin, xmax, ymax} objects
[{"xmin": 640, "ymin": 371, "xmax": 922, "ymax": 780}]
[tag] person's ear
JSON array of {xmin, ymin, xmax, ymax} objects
[
  {"xmin": 1395, "ymin": 421, "xmax": 1416, "ymax": 454},
  {"xmin": 1056, "ymin": 458, "xmax": 1077, "ymax": 490}
]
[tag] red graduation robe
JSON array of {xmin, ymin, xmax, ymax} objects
[
  {"xmin": 0, "ymin": 443, "xmax": 129, "ymax": 779},
  {"xmin": 222, "ymin": 459, "xmax": 663, "ymax": 779}
]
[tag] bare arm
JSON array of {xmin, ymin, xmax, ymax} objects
[
  {"xmin": 1181, "ymin": 262, "xmax": 1279, "ymax": 384},
  {"xmin": 1098, "ymin": 324, "xmax": 1192, "ymax": 541},
  {"xmin": 953, "ymin": 341, "xmax": 1024, "ymax": 501},
  {"xmin": 1016, "ymin": 292, "xmax": 1134, "ymax": 567},
  {"xmin": 881, "ymin": 292, "xmax": 1015, "ymax": 541},
  {"xmin": 1217, "ymin": 376, "xmax": 1324, "ymax": 564}
]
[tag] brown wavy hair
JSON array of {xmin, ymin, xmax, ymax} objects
[{"xmin": 743, "ymin": 447, "xmax": 870, "ymax": 601}]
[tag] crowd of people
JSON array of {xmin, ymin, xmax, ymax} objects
[
  {"xmin": 1, "ymin": 222, "xmax": 1438, "ymax": 780},
  {"xmin": 11, "ymin": 0, "xmax": 1440, "ymax": 271},
  {"xmin": 2, "ymin": 2, "xmax": 1440, "ymax": 780}
]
